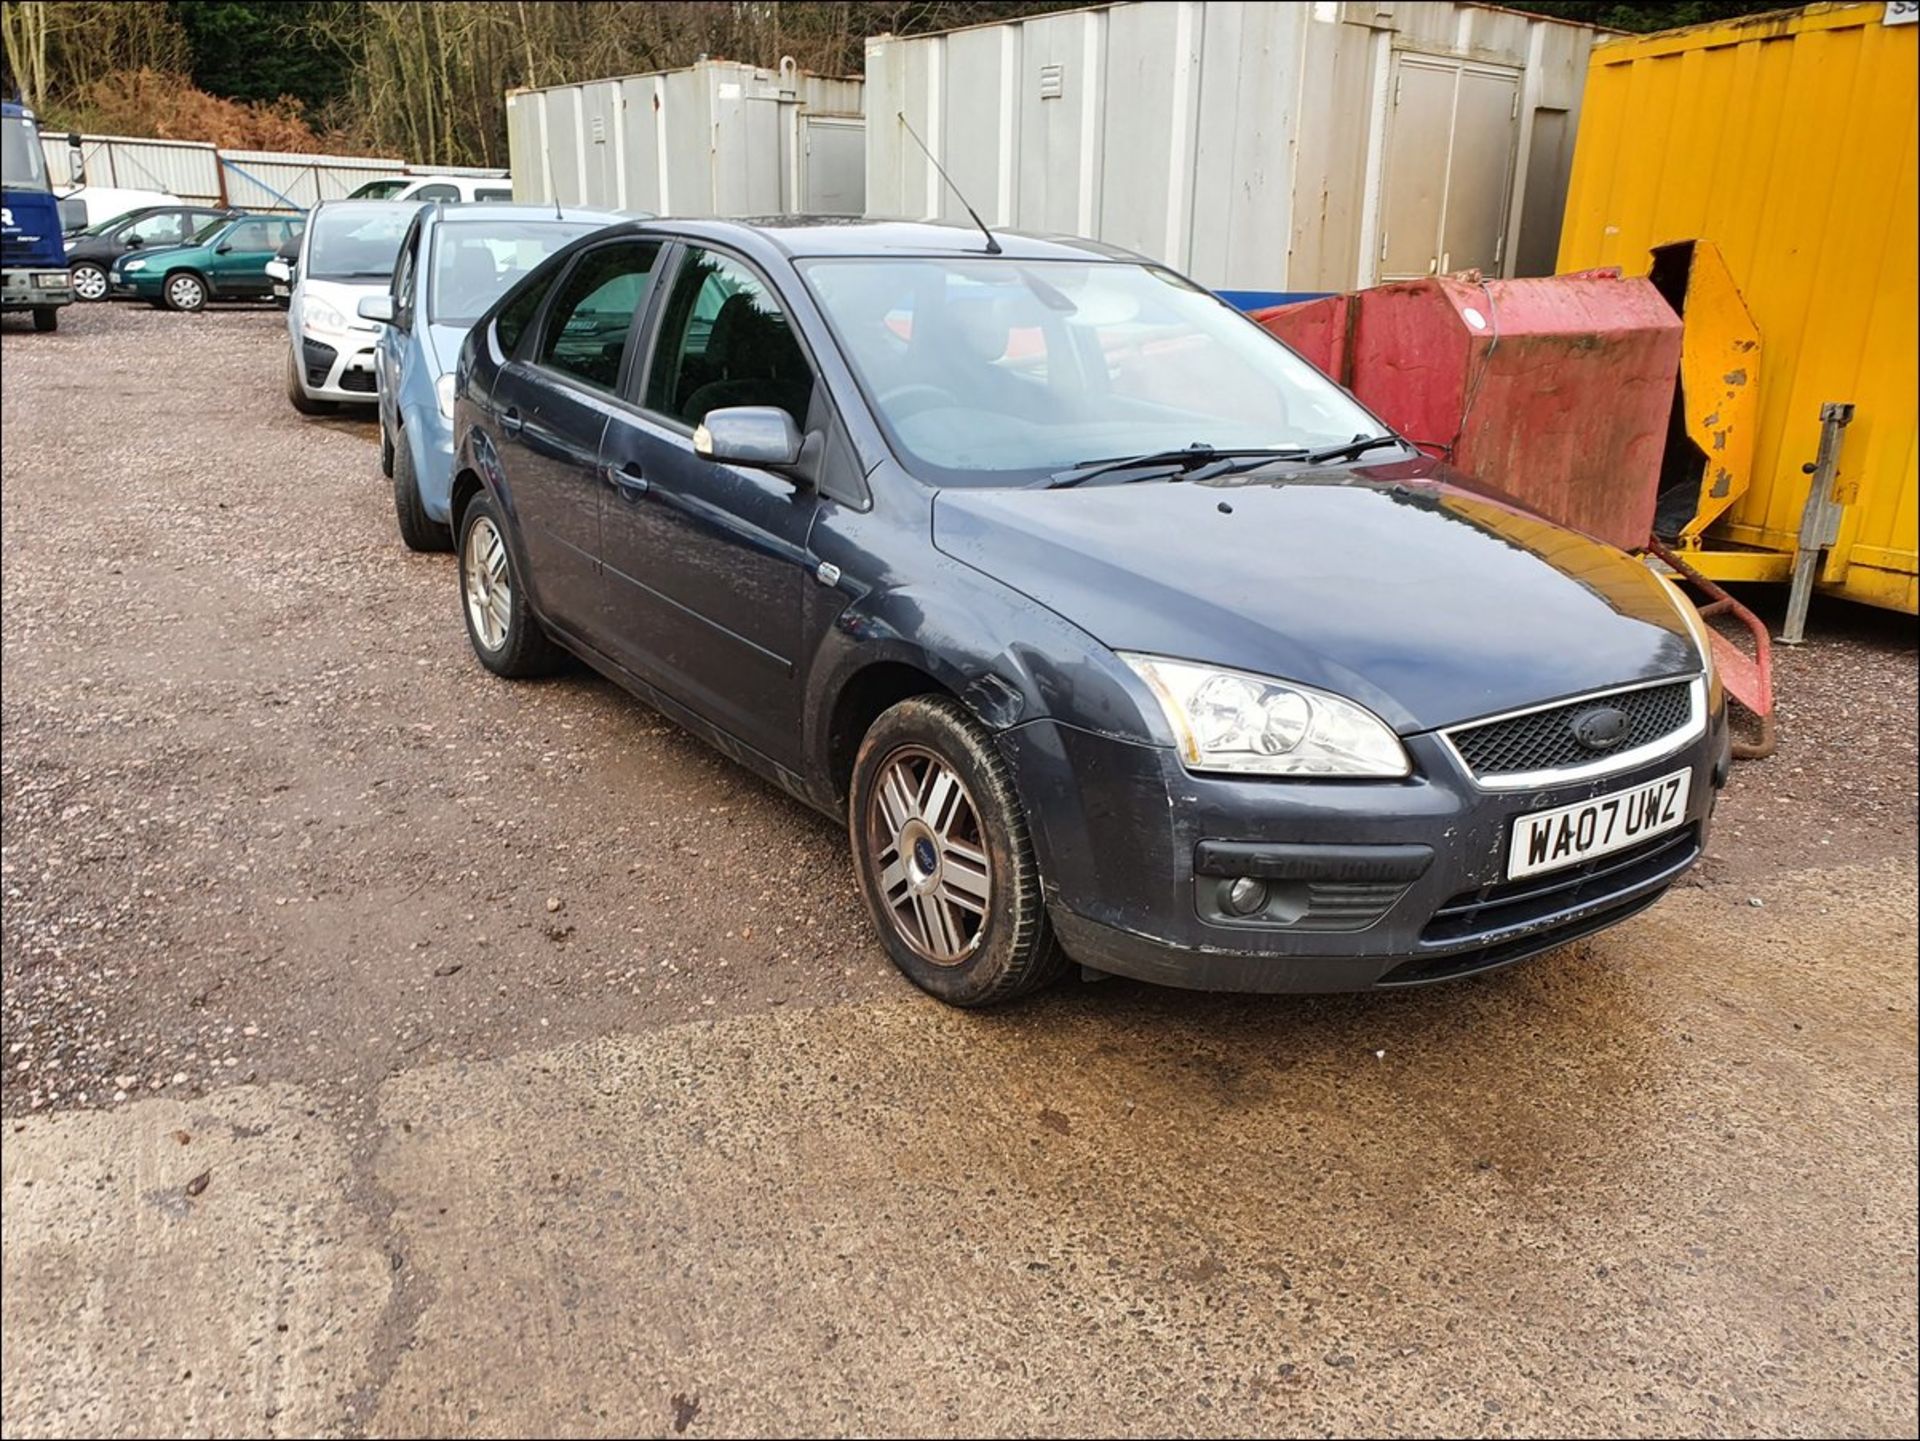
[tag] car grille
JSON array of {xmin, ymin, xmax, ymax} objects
[
  {"xmin": 302, "ymin": 337, "xmax": 338, "ymax": 389},
  {"xmin": 1419, "ymin": 824, "xmax": 1699, "ymax": 946},
  {"xmin": 1449, "ymin": 680, "xmax": 1694, "ymax": 780}
]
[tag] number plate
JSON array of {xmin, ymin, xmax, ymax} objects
[{"xmin": 1507, "ymin": 769, "xmax": 1691, "ymax": 881}]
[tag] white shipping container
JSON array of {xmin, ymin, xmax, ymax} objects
[
  {"xmin": 507, "ymin": 59, "xmax": 865, "ymax": 217},
  {"xmin": 864, "ymin": 0, "xmax": 1600, "ymax": 297}
]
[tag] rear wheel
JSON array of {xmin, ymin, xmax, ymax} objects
[
  {"xmin": 32, "ymin": 307, "xmax": 57, "ymax": 332},
  {"xmin": 392, "ymin": 429, "xmax": 451, "ymax": 552},
  {"xmin": 458, "ymin": 492, "xmax": 564, "ymax": 678},
  {"xmin": 285, "ymin": 346, "xmax": 336, "ymax": 416},
  {"xmin": 850, "ymin": 696, "xmax": 1067, "ymax": 1007},
  {"xmin": 163, "ymin": 271, "xmax": 206, "ymax": 312},
  {"xmin": 71, "ymin": 262, "xmax": 108, "ymax": 302}
]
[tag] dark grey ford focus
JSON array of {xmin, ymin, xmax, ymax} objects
[{"xmin": 449, "ymin": 218, "xmax": 1729, "ymax": 1007}]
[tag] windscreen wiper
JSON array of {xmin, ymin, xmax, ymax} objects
[
  {"xmin": 1046, "ymin": 444, "xmax": 1307, "ymax": 489},
  {"xmin": 1298, "ymin": 433, "xmax": 1410, "ymax": 465}
]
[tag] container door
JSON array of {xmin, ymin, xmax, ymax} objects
[
  {"xmin": 1440, "ymin": 69, "xmax": 1520, "ymax": 276},
  {"xmin": 800, "ymin": 116, "xmax": 865, "ymax": 216},
  {"xmin": 1378, "ymin": 57, "xmax": 1520, "ymax": 282},
  {"xmin": 1378, "ymin": 59, "xmax": 1457, "ymax": 281}
]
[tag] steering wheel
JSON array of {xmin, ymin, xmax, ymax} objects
[{"xmin": 875, "ymin": 383, "xmax": 952, "ymax": 419}]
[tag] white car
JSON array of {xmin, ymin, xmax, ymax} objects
[
  {"xmin": 345, "ymin": 174, "xmax": 513, "ymax": 204},
  {"xmin": 284, "ymin": 199, "xmax": 423, "ymax": 415},
  {"xmin": 56, "ymin": 186, "xmax": 182, "ymax": 234}
]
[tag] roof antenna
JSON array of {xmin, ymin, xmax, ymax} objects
[{"xmin": 896, "ymin": 111, "xmax": 1001, "ymax": 255}]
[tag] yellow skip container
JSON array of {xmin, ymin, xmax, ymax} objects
[{"xmin": 1558, "ymin": 2, "xmax": 1917, "ymax": 614}]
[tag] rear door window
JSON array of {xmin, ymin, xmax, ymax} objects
[{"xmin": 533, "ymin": 240, "xmax": 663, "ymax": 392}]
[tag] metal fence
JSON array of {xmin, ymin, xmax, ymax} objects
[{"xmin": 41, "ymin": 131, "xmax": 507, "ymax": 213}]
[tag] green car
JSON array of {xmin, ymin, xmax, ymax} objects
[{"xmin": 109, "ymin": 213, "xmax": 305, "ymax": 312}]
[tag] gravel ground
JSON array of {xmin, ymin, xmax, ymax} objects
[
  {"xmin": 3, "ymin": 304, "xmax": 891, "ymax": 1120},
  {"xmin": 3, "ymin": 303, "xmax": 1915, "ymax": 1437}
]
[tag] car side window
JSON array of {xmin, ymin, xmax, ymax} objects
[
  {"xmin": 413, "ymin": 183, "xmax": 459, "ymax": 201},
  {"xmin": 493, "ymin": 277, "xmax": 548, "ymax": 358},
  {"xmin": 225, "ymin": 220, "xmax": 275, "ymax": 252},
  {"xmin": 534, "ymin": 241, "xmax": 662, "ymax": 393},
  {"xmin": 476, "ymin": 188, "xmax": 513, "ymax": 202},
  {"xmin": 123, "ymin": 211, "xmax": 187, "ymax": 245},
  {"xmin": 643, "ymin": 247, "xmax": 814, "ymax": 429}
]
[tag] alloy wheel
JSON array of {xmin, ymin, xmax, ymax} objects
[
  {"xmin": 864, "ymin": 745, "xmax": 993, "ymax": 964},
  {"xmin": 463, "ymin": 514, "xmax": 512, "ymax": 652}
]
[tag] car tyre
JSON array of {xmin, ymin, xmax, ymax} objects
[
  {"xmin": 163, "ymin": 271, "xmax": 207, "ymax": 312},
  {"xmin": 458, "ymin": 492, "xmax": 564, "ymax": 678},
  {"xmin": 32, "ymin": 307, "xmax": 57, "ymax": 332},
  {"xmin": 285, "ymin": 346, "xmax": 336, "ymax": 416},
  {"xmin": 70, "ymin": 262, "xmax": 108, "ymax": 302},
  {"xmin": 379, "ymin": 419, "xmax": 395, "ymax": 477},
  {"xmin": 850, "ymin": 696, "xmax": 1068, "ymax": 1007},
  {"xmin": 392, "ymin": 430, "xmax": 451, "ymax": 553}
]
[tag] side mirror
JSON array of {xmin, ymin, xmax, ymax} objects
[
  {"xmin": 692, "ymin": 406, "xmax": 805, "ymax": 472},
  {"xmin": 66, "ymin": 135, "xmax": 83, "ymax": 186},
  {"xmin": 214, "ymin": 243, "xmax": 233, "ymax": 254},
  {"xmin": 124, "ymin": 234, "xmax": 144, "ymax": 248},
  {"xmin": 357, "ymin": 295, "xmax": 396, "ymax": 324}
]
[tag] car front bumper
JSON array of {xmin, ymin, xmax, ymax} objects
[
  {"xmin": 298, "ymin": 329, "xmax": 380, "ymax": 403},
  {"xmin": 1004, "ymin": 702, "xmax": 1729, "ymax": 993},
  {"xmin": 2, "ymin": 268, "xmax": 75, "ymax": 307}
]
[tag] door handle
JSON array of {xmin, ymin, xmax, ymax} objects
[
  {"xmin": 605, "ymin": 461, "xmax": 649, "ymax": 497},
  {"xmin": 500, "ymin": 407, "xmax": 525, "ymax": 438}
]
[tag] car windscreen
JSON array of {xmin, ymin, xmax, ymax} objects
[
  {"xmin": 799, "ymin": 257, "xmax": 1379, "ymax": 487},
  {"xmin": 348, "ymin": 179, "xmax": 409, "ymax": 200},
  {"xmin": 1, "ymin": 115, "xmax": 48, "ymax": 189},
  {"xmin": 191, "ymin": 214, "xmax": 230, "ymax": 243},
  {"xmin": 305, "ymin": 206, "xmax": 415, "ymax": 282},
  {"xmin": 428, "ymin": 220, "xmax": 608, "ymax": 326}
]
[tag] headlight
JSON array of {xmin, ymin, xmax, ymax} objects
[
  {"xmin": 63, "ymin": 239, "xmax": 76, "ymax": 253},
  {"xmin": 1662, "ymin": 577, "xmax": 1724, "ymax": 711},
  {"xmin": 122, "ymin": 258, "xmax": 147, "ymax": 273},
  {"xmin": 436, "ymin": 373, "xmax": 456, "ymax": 420},
  {"xmin": 1121, "ymin": 654, "xmax": 1411, "ymax": 778},
  {"xmin": 302, "ymin": 297, "xmax": 347, "ymax": 334}
]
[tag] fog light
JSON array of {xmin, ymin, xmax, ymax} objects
[{"xmin": 1224, "ymin": 876, "xmax": 1269, "ymax": 917}]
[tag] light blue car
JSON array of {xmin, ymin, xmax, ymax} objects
[{"xmin": 360, "ymin": 202, "xmax": 621, "ymax": 550}]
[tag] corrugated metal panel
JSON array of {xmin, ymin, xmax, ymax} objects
[
  {"xmin": 41, "ymin": 133, "xmax": 222, "ymax": 205},
  {"xmin": 218, "ymin": 149, "xmax": 405, "ymax": 211},
  {"xmin": 1558, "ymin": 2, "xmax": 1918, "ymax": 613},
  {"xmin": 864, "ymin": 0, "xmax": 1598, "ymax": 292},
  {"xmin": 507, "ymin": 60, "xmax": 865, "ymax": 217}
]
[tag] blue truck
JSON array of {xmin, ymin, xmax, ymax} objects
[{"xmin": 3, "ymin": 99, "xmax": 75, "ymax": 330}]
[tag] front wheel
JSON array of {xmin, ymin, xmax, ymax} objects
[
  {"xmin": 163, "ymin": 271, "xmax": 207, "ymax": 312},
  {"xmin": 32, "ymin": 307, "xmax": 58, "ymax": 332},
  {"xmin": 458, "ymin": 493, "xmax": 564, "ymax": 678},
  {"xmin": 392, "ymin": 429, "xmax": 451, "ymax": 552},
  {"xmin": 71, "ymin": 262, "xmax": 108, "ymax": 302},
  {"xmin": 285, "ymin": 346, "xmax": 335, "ymax": 416},
  {"xmin": 850, "ymin": 696, "xmax": 1067, "ymax": 1007}
]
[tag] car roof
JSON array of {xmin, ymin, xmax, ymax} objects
[
  {"xmin": 311, "ymin": 199, "xmax": 430, "ymax": 218},
  {"xmin": 424, "ymin": 203, "xmax": 624, "ymax": 227},
  {"xmin": 621, "ymin": 216, "xmax": 1150, "ymax": 265}
]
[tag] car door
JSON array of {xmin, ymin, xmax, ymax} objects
[
  {"xmin": 205, "ymin": 217, "xmax": 279, "ymax": 296},
  {"xmin": 378, "ymin": 216, "xmax": 424, "ymax": 434},
  {"xmin": 493, "ymin": 237, "xmax": 665, "ymax": 640},
  {"xmin": 595, "ymin": 243, "xmax": 822, "ymax": 768}
]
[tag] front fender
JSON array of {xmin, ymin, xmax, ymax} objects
[{"xmin": 800, "ymin": 563, "xmax": 1161, "ymax": 794}]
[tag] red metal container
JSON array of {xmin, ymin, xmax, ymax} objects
[{"xmin": 1255, "ymin": 271, "xmax": 1681, "ymax": 553}]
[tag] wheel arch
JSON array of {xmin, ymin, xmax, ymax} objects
[{"xmin": 824, "ymin": 660, "xmax": 959, "ymax": 806}]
